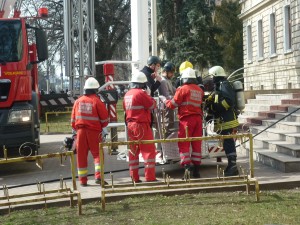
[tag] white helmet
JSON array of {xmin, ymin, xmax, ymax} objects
[
  {"xmin": 84, "ymin": 77, "xmax": 100, "ymax": 90},
  {"xmin": 208, "ymin": 66, "xmax": 227, "ymax": 77},
  {"xmin": 131, "ymin": 71, "xmax": 147, "ymax": 83},
  {"xmin": 181, "ymin": 67, "xmax": 196, "ymax": 79}
]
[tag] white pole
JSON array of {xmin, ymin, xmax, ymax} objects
[
  {"xmin": 151, "ymin": 0, "xmax": 157, "ymax": 56},
  {"xmin": 131, "ymin": 0, "xmax": 149, "ymax": 71}
]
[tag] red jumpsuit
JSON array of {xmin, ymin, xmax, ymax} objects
[
  {"xmin": 165, "ymin": 83, "xmax": 204, "ymax": 167},
  {"xmin": 123, "ymin": 88, "xmax": 157, "ymax": 182},
  {"xmin": 71, "ymin": 94, "xmax": 109, "ymax": 185}
]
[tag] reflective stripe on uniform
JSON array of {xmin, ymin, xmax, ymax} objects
[
  {"xmin": 76, "ymin": 115, "xmax": 100, "ymax": 121},
  {"xmin": 78, "ymin": 168, "xmax": 88, "ymax": 177},
  {"xmin": 129, "ymin": 159, "xmax": 139, "ymax": 164},
  {"xmin": 180, "ymin": 152, "xmax": 190, "ymax": 157},
  {"xmin": 95, "ymin": 163, "xmax": 101, "ymax": 172},
  {"xmin": 101, "ymin": 118, "xmax": 109, "ymax": 123},
  {"xmin": 170, "ymin": 99, "xmax": 178, "ymax": 107},
  {"xmin": 130, "ymin": 165, "xmax": 139, "ymax": 170},
  {"xmin": 215, "ymin": 119, "xmax": 239, "ymax": 130},
  {"xmin": 191, "ymin": 157, "xmax": 201, "ymax": 162},
  {"xmin": 180, "ymin": 158, "xmax": 191, "ymax": 163},
  {"xmin": 181, "ymin": 101, "xmax": 202, "ymax": 107},
  {"xmin": 192, "ymin": 152, "xmax": 202, "ymax": 156},
  {"xmin": 144, "ymin": 159, "xmax": 156, "ymax": 163},
  {"xmin": 221, "ymin": 99, "xmax": 230, "ymax": 110},
  {"xmin": 126, "ymin": 105, "xmax": 145, "ymax": 110},
  {"xmin": 214, "ymin": 94, "xmax": 219, "ymax": 103},
  {"xmin": 145, "ymin": 164, "xmax": 155, "ymax": 168},
  {"xmin": 149, "ymin": 103, "xmax": 155, "ymax": 110}
]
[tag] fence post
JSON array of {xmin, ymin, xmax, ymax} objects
[{"xmin": 103, "ymin": 64, "xmax": 119, "ymax": 154}]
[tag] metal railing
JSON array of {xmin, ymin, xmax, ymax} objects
[
  {"xmin": 0, "ymin": 150, "xmax": 82, "ymax": 215},
  {"xmin": 44, "ymin": 111, "xmax": 72, "ymax": 133},
  {"xmin": 99, "ymin": 133, "xmax": 260, "ymax": 210}
]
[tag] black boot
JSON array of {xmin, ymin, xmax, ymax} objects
[
  {"xmin": 224, "ymin": 156, "xmax": 239, "ymax": 176},
  {"xmin": 192, "ymin": 165, "xmax": 200, "ymax": 178},
  {"xmin": 182, "ymin": 164, "xmax": 191, "ymax": 180}
]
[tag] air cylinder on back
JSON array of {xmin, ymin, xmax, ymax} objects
[{"xmin": 232, "ymin": 80, "xmax": 245, "ymax": 111}]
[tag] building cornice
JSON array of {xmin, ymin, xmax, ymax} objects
[{"xmin": 238, "ymin": 0, "xmax": 277, "ymax": 20}]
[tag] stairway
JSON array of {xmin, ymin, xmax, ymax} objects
[{"xmin": 238, "ymin": 93, "xmax": 300, "ymax": 172}]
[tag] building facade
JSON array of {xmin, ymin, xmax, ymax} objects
[{"xmin": 239, "ymin": 0, "xmax": 300, "ymax": 91}]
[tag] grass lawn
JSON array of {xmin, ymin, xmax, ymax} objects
[
  {"xmin": 40, "ymin": 99, "xmax": 125, "ymax": 134},
  {"xmin": 1, "ymin": 189, "xmax": 300, "ymax": 225}
]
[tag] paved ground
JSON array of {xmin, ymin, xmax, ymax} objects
[{"xmin": 1, "ymin": 133, "xmax": 300, "ymax": 214}]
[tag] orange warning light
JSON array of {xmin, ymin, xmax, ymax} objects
[{"xmin": 38, "ymin": 7, "xmax": 48, "ymax": 18}]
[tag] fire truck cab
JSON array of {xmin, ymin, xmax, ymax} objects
[{"xmin": 0, "ymin": 0, "xmax": 48, "ymax": 156}]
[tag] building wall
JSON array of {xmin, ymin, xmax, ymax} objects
[{"xmin": 239, "ymin": 0, "xmax": 300, "ymax": 91}]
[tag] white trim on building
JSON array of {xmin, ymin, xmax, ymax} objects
[{"xmin": 239, "ymin": 0, "xmax": 300, "ymax": 91}]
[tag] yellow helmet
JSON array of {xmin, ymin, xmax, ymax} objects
[
  {"xmin": 181, "ymin": 67, "xmax": 196, "ymax": 79},
  {"xmin": 179, "ymin": 61, "xmax": 193, "ymax": 74}
]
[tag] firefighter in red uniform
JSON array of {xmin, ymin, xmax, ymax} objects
[
  {"xmin": 123, "ymin": 71, "xmax": 157, "ymax": 182},
  {"xmin": 161, "ymin": 67, "xmax": 204, "ymax": 178},
  {"xmin": 71, "ymin": 77, "xmax": 109, "ymax": 187}
]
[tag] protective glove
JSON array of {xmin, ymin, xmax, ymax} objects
[
  {"xmin": 146, "ymin": 86, "xmax": 151, "ymax": 95},
  {"xmin": 155, "ymin": 75, "xmax": 162, "ymax": 82},
  {"xmin": 207, "ymin": 95, "xmax": 213, "ymax": 102},
  {"xmin": 102, "ymin": 127, "xmax": 109, "ymax": 137},
  {"xmin": 159, "ymin": 95, "xmax": 167, "ymax": 103}
]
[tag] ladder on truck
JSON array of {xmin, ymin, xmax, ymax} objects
[{"xmin": 0, "ymin": 0, "xmax": 22, "ymax": 19}]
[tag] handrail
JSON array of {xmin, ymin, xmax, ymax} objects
[
  {"xmin": 99, "ymin": 81, "xmax": 131, "ymax": 91},
  {"xmin": 252, "ymin": 106, "xmax": 300, "ymax": 139},
  {"xmin": 238, "ymin": 106, "xmax": 300, "ymax": 147}
]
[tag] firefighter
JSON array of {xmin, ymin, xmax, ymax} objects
[
  {"xmin": 206, "ymin": 65, "xmax": 240, "ymax": 176},
  {"xmin": 71, "ymin": 77, "xmax": 109, "ymax": 187},
  {"xmin": 140, "ymin": 55, "xmax": 162, "ymax": 97},
  {"xmin": 176, "ymin": 61, "xmax": 204, "ymax": 90},
  {"xmin": 161, "ymin": 67, "xmax": 204, "ymax": 178},
  {"xmin": 123, "ymin": 71, "xmax": 157, "ymax": 182},
  {"xmin": 158, "ymin": 62, "xmax": 176, "ymax": 138}
]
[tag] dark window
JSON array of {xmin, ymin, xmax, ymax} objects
[{"xmin": 0, "ymin": 20, "xmax": 23, "ymax": 62}]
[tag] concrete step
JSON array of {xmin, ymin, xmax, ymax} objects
[
  {"xmin": 246, "ymin": 117, "xmax": 267, "ymax": 125},
  {"xmin": 242, "ymin": 93, "xmax": 300, "ymax": 173},
  {"xmin": 270, "ymin": 104, "xmax": 293, "ymax": 112},
  {"xmin": 255, "ymin": 93, "xmax": 297, "ymax": 100},
  {"xmin": 281, "ymin": 98, "xmax": 300, "ymax": 105},
  {"xmin": 287, "ymin": 105, "xmax": 300, "ymax": 115},
  {"xmin": 286, "ymin": 133, "xmax": 300, "ymax": 145},
  {"xmin": 258, "ymin": 110, "xmax": 284, "ymax": 118},
  {"xmin": 244, "ymin": 104, "xmax": 272, "ymax": 111},
  {"xmin": 242, "ymin": 111, "xmax": 260, "ymax": 117},
  {"xmin": 247, "ymin": 98, "xmax": 282, "ymax": 105},
  {"xmin": 274, "ymin": 112, "xmax": 300, "ymax": 122},
  {"xmin": 251, "ymin": 126, "xmax": 296, "ymax": 140},
  {"xmin": 257, "ymin": 119, "xmax": 300, "ymax": 132},
  {"xmin": 254, "ymin": 149, "xmax": 300, "ymax": 172},
  {"xmin": 253, "ymin": 136, "xmax": 280, "ymax": 148},
  {"xmin": 254, "ymin": 138, "xmax": 300, "ymax": 158}
]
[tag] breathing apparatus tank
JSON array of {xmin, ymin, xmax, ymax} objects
[{"xmin": 232, "ymin": 80, "xmax": 245, "ymax": 111}]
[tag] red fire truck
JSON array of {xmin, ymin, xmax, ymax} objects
[{"xmin": 0, "ymin": 0, "xmax": 48, "ymax": 156}]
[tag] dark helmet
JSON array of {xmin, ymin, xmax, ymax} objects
[
  {"xmin": 163, "ymin": 62, "xmax": 175, "ymax": 72},
  {"xmin": 147, "ymin": 56, "xmax": 161, "ymax": 65}
]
